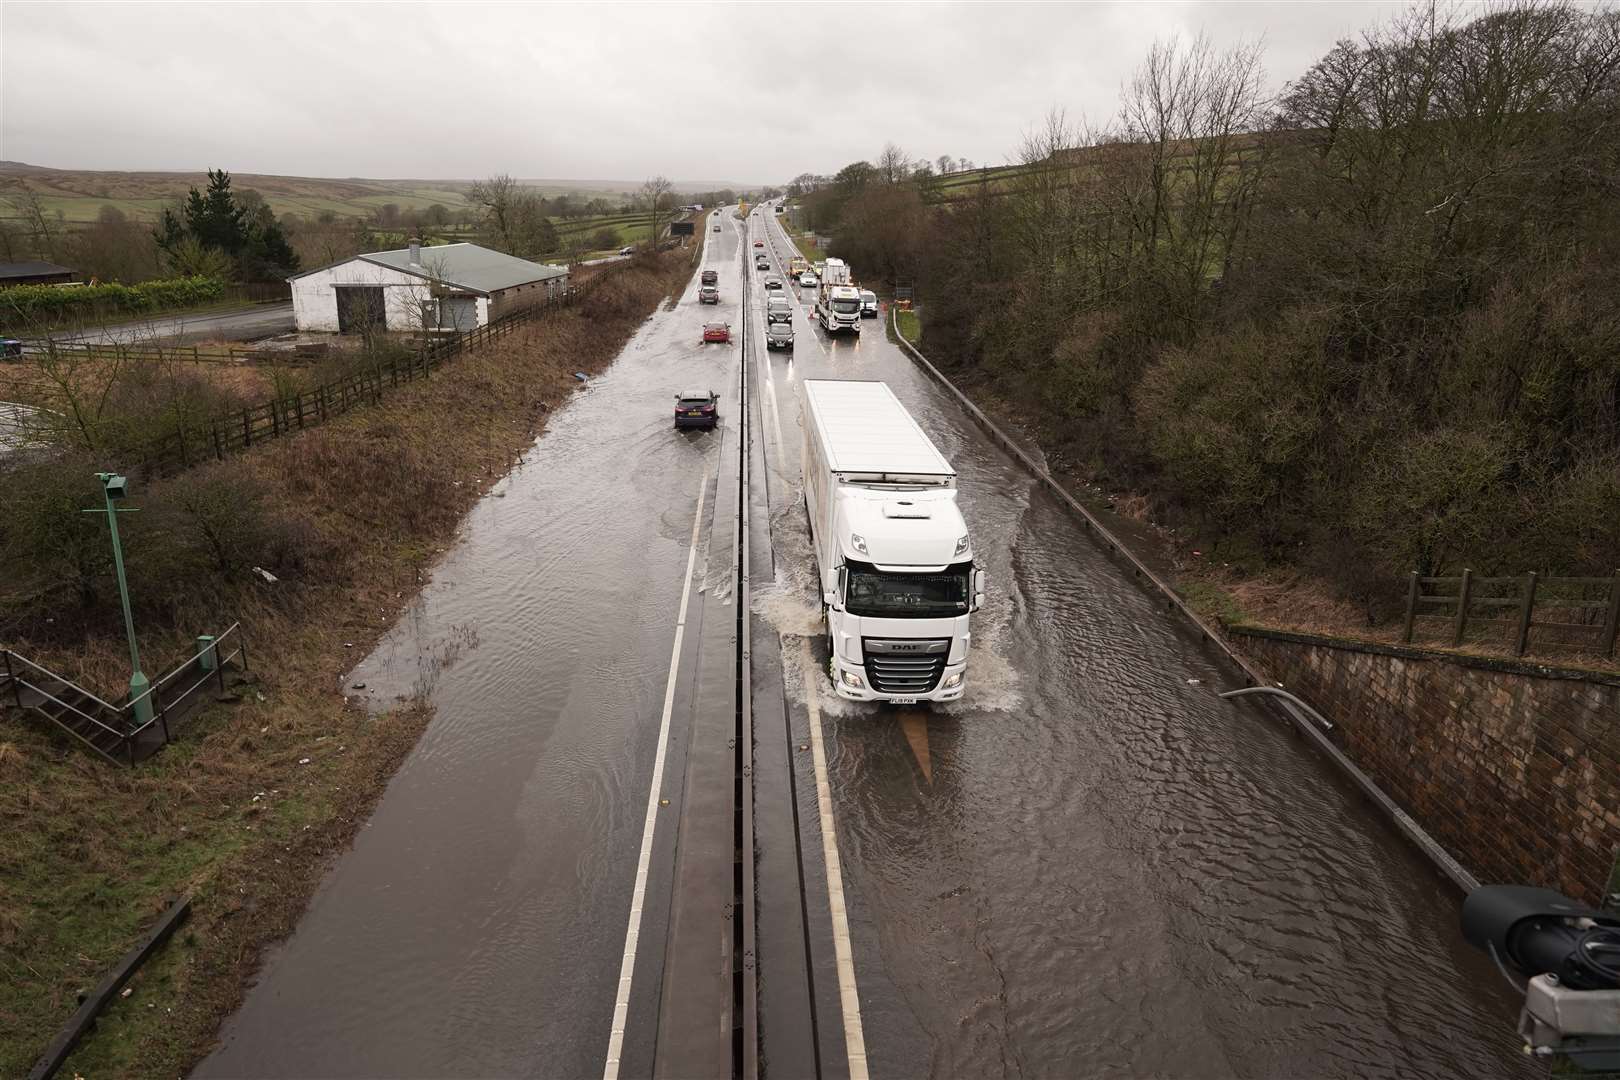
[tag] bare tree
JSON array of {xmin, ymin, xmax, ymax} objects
[
  {"xmin": 395, "ymin": 248, "xmax": 457, "ymax": 337},
  {"xmin": 936, "ymin": 154, "xmax": 955, "ymax": 176},
  {"xmin": 876, "ymin": 143, "xmax": 912, "ymax": 185},
  {"xmin": 1101, "ymin": 32, "xmax": 1270, "ymax": 330},
  {"xmin": 3, "ymin": 189, "xmax": 64, "ymax": 261},
  {"xmin": 640, "ymin": 175, "xmax": 674, "ymax": 250},
  {"xmin": 467, "ymin": 174, "xmax": 520, "ymax": 249}
]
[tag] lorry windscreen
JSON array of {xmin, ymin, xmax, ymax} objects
[
  {"xmin": 831, "ymin": 299, "xmax": 861, "ymax": 314},
  {"xmin": 844, "ymin": 560, "xmax": 970, "ymax": 618}
]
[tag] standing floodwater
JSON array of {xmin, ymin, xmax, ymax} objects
[
  {"xmin": 198, "ymin": 249, "xmax": 738, "ymax": 1078},
  {"xmin": 746, "ymin": 210, "xmax": 1531, "ymax": 1078}
]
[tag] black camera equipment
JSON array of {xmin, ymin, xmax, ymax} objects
[{"xmin": 1462, "ymin": 885, "xmax": 1620, "ymax": 1070}]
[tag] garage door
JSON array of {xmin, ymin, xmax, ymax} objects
[
  {"xmin": 335, "ymin": 286, "xmax": 385, "ymax": 333},
  {"xmin": 440, "ymin": 296, "xmax": 478, "ymax": 332}
]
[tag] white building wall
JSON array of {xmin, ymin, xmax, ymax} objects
[{"xmin": 290, "ymin": 260, "xmax": 456, "ymax": 332}]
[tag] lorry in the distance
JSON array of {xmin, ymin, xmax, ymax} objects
[
  {"xmin": 816, "ymin": 285, "xmax": 863, "ymax": 334},
  {"xmin": 814, "ymin": 259, "xmax": 861, "ymax": 333},
  {"xmin": 799, "ymin": 379, "xmax": 983, "ymax": 704}
]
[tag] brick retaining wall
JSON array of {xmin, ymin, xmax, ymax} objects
[{"xmin": 1230, "ymin": 627, "xmax": 1620, "ymax": 904}]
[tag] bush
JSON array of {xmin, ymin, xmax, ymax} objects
[
  {"xmin": 0, "ymin": 276, "xmax": 226, "ymax": 329},
  {"xmin": 0, "ymin": 454, "xmax": 111, "ymax": 617}
]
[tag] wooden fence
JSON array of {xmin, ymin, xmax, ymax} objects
[
  {"xmin": 1401, "ymin": 569, "xmax": 1620, "ymax": 658},
  {"xmin": 134, "ymin": 287, "xmax": 581, "ymax": 476},
  {"xmin": 27, "ymin": 340, "xmax": 284, "ymax": 365}
]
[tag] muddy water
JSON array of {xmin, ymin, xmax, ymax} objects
[
  {"xmin": 197, "ymin": 248, "xmax": 738, "ymax": 1078},
  {"xmin": 750, "ymin": 219, "xmax": 1530, "ymax": 1078}
]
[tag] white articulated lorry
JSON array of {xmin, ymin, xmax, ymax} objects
[
  {"xmin": 800, "ymin": 379, "xmax": 984, "ymax": 703},
  {"xmin": 815, "ymin": 258, "xmax": 861, "ymax": 334}
]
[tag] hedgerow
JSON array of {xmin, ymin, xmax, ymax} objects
[{"xmin": 0, "ymin": 276, "xmax": 226, "ymax": 326}]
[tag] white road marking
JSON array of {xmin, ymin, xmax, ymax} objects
[
  {"xmin": 603, "ymin": 466, "xmax": 710, "ymax": 1080},
  {"xmin": 799, "ymin": 636, "xmax": 870, "ymax": 1080},
  {"xmin": 746, "ymin": 224, "xmax": 791, "ymax": 466}
]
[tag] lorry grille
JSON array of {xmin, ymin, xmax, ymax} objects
[{"xmin": 862, "ymin": 638, "xmax": 950, "ymax": 695}]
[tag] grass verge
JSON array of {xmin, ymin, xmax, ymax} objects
[
  {"xmin": 0, "ymin": 248, "xmax": 696, "ymax": 1078},
  {"xmin": 894, "ymin": 309, "xmax": 921, "ymax": 345}
]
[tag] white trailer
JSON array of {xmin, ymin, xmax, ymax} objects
[{"xmin": 800, "ymin": 379, "xmax": 984, "ymax": 703}]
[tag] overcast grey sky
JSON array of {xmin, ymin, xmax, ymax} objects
[{"xmin": 2, "ymin": 1, "xmax": 1418, "ymax": 185}]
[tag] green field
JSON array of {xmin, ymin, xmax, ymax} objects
[
  {"xmin": 542, "ymin": 212, "xmax": 657, "ymax": 258},
  {"xmin": 0, "ymin": 165, "xmax": 644, "ymax": 225}
]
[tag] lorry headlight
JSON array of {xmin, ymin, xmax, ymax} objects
[
  {"xmin": 841, "ymin": 669, "xmax": 864, "ymax": 689},
  {"xmin": 850, "ymin": 533, "xmax": 867, "ymax": 554},
  {"xmin": 943, "ymin": 672, "xmax": 962, "ymax": 689},
  {"xmin": 955, "ymin": 535, "xmax": 970, "ymax": 556}
]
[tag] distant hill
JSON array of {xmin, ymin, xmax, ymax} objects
[
  {"xmin": 0, "ymin": 163, "xmax": 761, "ymax": 224},
  {"xmin": 516, "ymin": 177, "xmax": 761, "ymax": 194}
]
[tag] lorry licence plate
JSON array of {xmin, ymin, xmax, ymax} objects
[{"xmin": 888, "ymin": 697, "xmax": 918, "ymax": 705}]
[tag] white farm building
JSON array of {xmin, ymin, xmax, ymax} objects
[{"xmin": 290, "ymin": 241, "xmax": 569, "ymax": 333}]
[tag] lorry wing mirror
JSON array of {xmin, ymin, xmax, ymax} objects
[
  {"xmin": 834, "ymin": 565, "xmax": 847, "ymax": 607},
  {"xmin": 823, "ymin": 590, "xmax": 838, "ymax": 608},
  {"xmin": 972, "ymin": 568, "xmax": 986, "ymax": 612}
]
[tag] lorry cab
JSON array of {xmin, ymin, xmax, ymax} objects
[
  {"xmin": 817, "ymin": 285, "xmax": 863, "ymax": 334},
  {"xmin": 823, "ymin": 489, "xmax": 981, "ymax": 701}
]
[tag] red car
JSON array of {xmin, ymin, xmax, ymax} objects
[
  {"xmin": 702, "ymin": 322, "xmax": 732, "ymax": 344},
  {"xmin": 753, "ymin": 241, "xmax": 764, "ymax": 248}
]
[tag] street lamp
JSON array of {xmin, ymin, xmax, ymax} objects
[{"xmin": 86, "ymin": 471, "xmax": 152, "ymax": 725}]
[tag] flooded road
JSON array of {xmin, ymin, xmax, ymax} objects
[
  {"xmin": 745, "ymin": 210, "xmax": 1531, "ymax": 1079},
  {"xmin": 194, "ymin": 204, "xmax": 1531, "ymax": 1079},
  {"xmin": 199, "ymin": 221, "xmax": 743, "ymax": 1078}
]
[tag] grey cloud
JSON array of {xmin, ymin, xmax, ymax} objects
[{"xmin": 3, "ymin": 1, "xmax": 1422, "ymax": 183}]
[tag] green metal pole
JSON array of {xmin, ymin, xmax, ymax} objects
[{"xmin": 97, "ymin": 474, "xmax": 152, "ymax": 726}]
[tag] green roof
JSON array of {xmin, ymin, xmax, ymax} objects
[{"xmin": 359, "ymin": 243, "xmax": 567, "ymax": 296}]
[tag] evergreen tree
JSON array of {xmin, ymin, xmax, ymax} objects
[
  {"xmin": 183, "ymin": 169, "xmax": 249, "ymax": 254},
  {"xmin": 149, "ymin": 168, "xmax": 300, "ymax": 281}
]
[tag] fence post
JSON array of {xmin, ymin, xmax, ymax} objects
[
  {"xmin": 271, "ymin": 400, "xmax": 281, "ymax": 437},
  {"xmin": 1602, "ymin": 571, "xmax": 1620, "ymax": 657},
  {"xmin": 295, "ymin": 392, "xmax": 305, "ymax": 429},
  {"xmin": 4, "ymin": 651, "xmax": 21, "ymax": 709},
  {"xmin": 319, "ymin": 383, "xmax": 328, "ymax": 422},
  {"xmin": 212, "ymin": 420, "xmax": 223, "ymax": 460},
  {"xmin": 242, "ymin": 407, "xmax": 252, "ymax": 447},
  {"xmin": 1514, "ymin": 572, "xmax": 1538, "ymax": 656},
  {"xmin": 1401, "ymin": 571, "xmax": 1419, "ymax": 643},
  {"xmin": 1451, "ymin": 568, "xmax": 1473, "ymax": 646}
]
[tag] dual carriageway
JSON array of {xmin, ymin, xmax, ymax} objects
[{"xmin": 195, "ymin": 207, "xmax": 1530, "ymax": 1079}]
